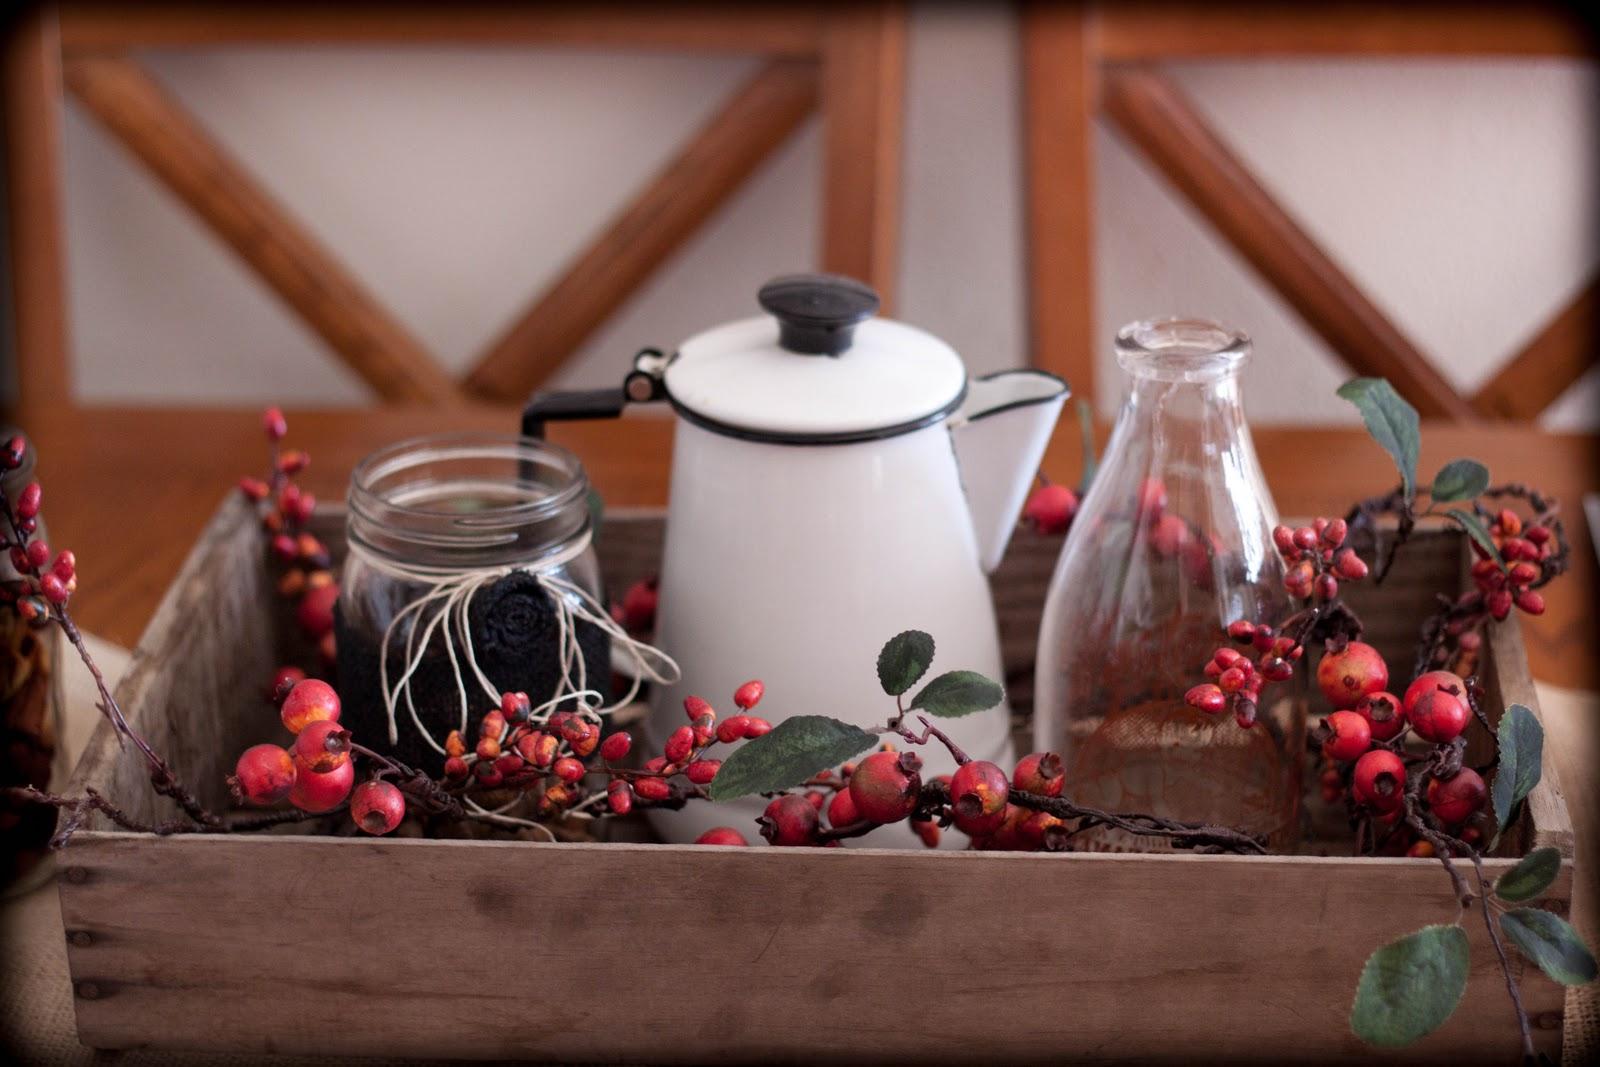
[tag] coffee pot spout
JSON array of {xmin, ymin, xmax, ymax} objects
[{"xmin": 950, "ymin": 370, "xmax": 1069, "ymax": 573}]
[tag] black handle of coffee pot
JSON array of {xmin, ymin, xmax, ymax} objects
[{"xmin": 521, "ymin": 350, "xmax": 667, "ymax": 438}]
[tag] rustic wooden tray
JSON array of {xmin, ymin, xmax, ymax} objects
[{"xmin": 57, "ymin": 497, "xmax": 1575, "ymax": 1062}]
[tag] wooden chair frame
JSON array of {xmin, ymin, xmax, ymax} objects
[
  {"xmin": 1024, "ymin": 2, "xmax": 1595, "ymax": 421},
  {"xmin": 3, "ymin": 3, "xmax": 906, "ymax": 409}
]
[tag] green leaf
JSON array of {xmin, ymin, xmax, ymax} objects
[
  {"xmin": 1337, "ymin": 378, "xmax": 1420, "ymax": 500},
  {"xmin": 876, "ymin": 631, "xmax": 936, "ymax": 697},
  {"xmin": 706, "ymin": 716, "xmax": 879, "ymax": 802},
  {"xmin": 907, "ymin": 670, "xmax": 1004, "ymax": 718},
  {"xmin": 1492, "ymin": 704, "xmax": 1544, "ymax": 829},
  {"xmin": 1496, "ymin": 847, "xmax": 1563, "ymax": 903},
  {"xmin": 1350, "ymin": 925, "xmax": 1471, "ymax": 1047},
  {"xmin": 1076, "ymin": 399, "xmax": 1098, "ymax": 493},
  {"xmin": 1500, "ymin": 909, "xmax": 1599, "ymax": 986},
  {"xmin": 1447, "ymin": 509, "xmax": 1504, "ymax": 568},
  {"xmin": 1429, "ymin": 459, "xmax": 1490, "ymax": 503}
]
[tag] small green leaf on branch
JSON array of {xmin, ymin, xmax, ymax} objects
[
  {"xmin": 1495, "ymin": 847, "xmax": 1563, "ymax": 903},
  {"xmin": 1337, "ymin": 378, "xmax": 1420, "ymax": 501},
  {"xmin": 1492, "ymin": 704, "xmax": 1544, "ymax": 828},
  {"xmin": 1447, "ymin": 509, "xmax": 1504, "ymax": 568},
  {"xmin": 1350, "ymin": 924, "xmax": 1471, "ymax": 1047},
  {"xmin": 877, "ymin": 630, "xmax": 936, "ymax": 696},
  {"xmin": 1500, "ymin": 908, "xmax": 1599, "ymax": 986},
  {"xmin": 1429, "ymin": 459, "xmax": 1490, "ymax": 503},
  {"xmin": 907, "ymin": 670, "xmax": 1004, "ymax": 718},
  {"xmin": 706, "ymin": 716, "xmax": 879, "ymax": 802}
]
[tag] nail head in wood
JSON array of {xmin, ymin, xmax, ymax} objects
[
  {"xmin": 76, "ymin": 981, "xmax": 102, "ymax": 1000},
  {"xmin": 64, "ymin": 866, "xmax": 88, "ymax": 884},
  {"xmin": 68, "ymin": 930, "xmax": 93, "ymax": 947}
]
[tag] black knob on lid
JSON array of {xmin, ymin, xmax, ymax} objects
[{"xmin": 758, "ymin": 273, "xmax": 880, "ymax": 356}]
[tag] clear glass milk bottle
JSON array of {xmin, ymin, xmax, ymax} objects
[{"xmin": 1033, "ymin": 319, "xmax": 1303, "ymax": 850}]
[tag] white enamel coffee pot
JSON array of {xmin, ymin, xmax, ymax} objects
[{"xmin": 524, "ymin": 274, "xmax": 1067, "ymax": 845}]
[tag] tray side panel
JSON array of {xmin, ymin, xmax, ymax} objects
[{"xmin": 59, "ymin": 833, "xmax": 1567, "ymax": 1063}]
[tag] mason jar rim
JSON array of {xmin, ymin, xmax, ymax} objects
[{"xmin": 347, "ymin": 432, "xmax": 590, "ymax": 565}]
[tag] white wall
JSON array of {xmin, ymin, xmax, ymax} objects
[{"xmin": 57, "ymin": 4, "xmax": 1598, "ymax": 426}]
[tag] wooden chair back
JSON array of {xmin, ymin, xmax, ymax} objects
[
  {"xmin": 1023, "ymin": 2, "xmax": 1595, "ymax": 421},
  {"xmin": 3, "ymin": 3, "xmax": 907, "ymax": 409}
]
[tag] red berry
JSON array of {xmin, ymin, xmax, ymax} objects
[
  {"xmin": 51, "ymin": 550, "xmax": 75, "ymax": 580},
  {"xmin": 530, "ymin": 732, "xmax": 559, "ymax": 769},
  {"xmin": 1135, "ymin": 477, "xmax": 1167, "ymax": 522},
  {"xmin": 1212, "ymin": 647, "xmax": 1246, "ymax": 669},
  {"xmin": 1407, "ymin": 840, "xmax": 1435, "ymax": 858},
  {"xmin": 500, "ymin": 691, "xmax": 531, "ymax": 721},
  {"xmin": 607, "ymin": 780, "xmax": 633, "ymax": 814},
  {"xmin": 1012, "ymin": 752, "xmax": 1064, "ymax": 797},
  {"xmin": 1227, "ymin": 619, "xmax": 1256, "ymax": 642},
  {"xmin": 685, "ymin": 759, "xmax": 721, "ymax": 785},
  {"xmin": 717, "ymin": 715, "xmax": 750, "ymax": 743},
  {"xmin": 1314, "ymin": 574, "xmax": 1339, "ymax": 601},
  {"xmin": 292, "ymin": 719, "xmax": 351, "ymax": 774},
  {"xmin": 1409, "ymin": 689, "xmax": 1470, "ymax": 744},
  {"xmin": 2, "ymin": 434, "xmax": 26, "ymax": 469},
  {"xmin": 1284, "ymin": 559, "xmax": 1315, "ymax": 598},
  {"xmin": 600, "ymin": 731, "xmax": 632, "ymax": 762},
  {"xmin": 1259, "ymin": 656, "xmax": 1294, "ymax": 682},
  {"xmin": 277, "ymin": 450, "xmax": 309, "ymax": 475},
  {"xmin": 1426, "ymin": 768, "xmax": 1487, "ymax": 825},
  {"xmin": 474, "ymin": 762, "xmax": 503, "ymax": 788},
  {"xmin": 1219, "ymin": 666, "xmax": 1247, "ymax": 692},
  {"xmin": 25, "ymin": 540, "xmax": 49, "ymax": 569},
  {"xmin": 443, "ymin": 755, "xmax": 469, "ymax": 779},
  {"xmin": 296, "ymin": 582, "xmax": 339, "ymax": 640},
  {"xmin": 826, "ymin": 787, "xmax": 861, "ymax": 828},
  {"xmin": 1525, "ymin": 524, "xmax": 1552, "ymax": 545},
  {"xmin": 759, "ymin": 794, "xmax": 820, "ymax": 846},
  {"xmin": 1272, "ymin": 525, "xmax": 1296, "ymax": 555},
  {"xmin": 1149, "ymin": 513, "xmax": 1190, "ymax": 557},
  {"xmin": 280, "ymin": 678, "xmax": 340, "ymax": 734},
  {"xmin": 1023, "ymin": 482, "xmax": 1078, "ymax": 535},
  {"xmin": 634, "ymin": 775, "xmax": 671, "ymax": 802},
  {"xmin": 695, "ymin": 826, "xmax": 749, "ymax": 846},
  {"xmin": 1355, "ymin": 692, "xmax": 1405, "ymax": 742},
  {"xmin": 847, "ymin": 751, "xmax": 922, "ymax": 824},
  {"xmin": 683, "ymin": 695, "xmax": 714, "ymax": 722},
  {"xmin": 1507, "ymin": 561, "xmax": 1540, "ymax": 586},
  {"xmin": 665, "ymin": 725, "xmax": 695, "ymax": 764},
  {"xmin": 479, "ymin": 709, "xmax": 507, "ymax": 740},
  {"xmin": 564, "ymin": 718, "xmax": 600, "ymax": 758},
  {"xmin": 912, "ymin": 817, "xmax": 941, "ymax": 848},
  {"xmin": 742, "ymin": 717, "xmax": 772, "ymax": 738},
  {"xmin": 690, "ymin": 711, "xmax": 716, "ymax": 748},
  {"xmin": 1321, "ymin": 710, "xmax": 1372, "ymax": 762},
  {"xmin": 289, "ymin": 759, "xmax": 355, "ymax": 813},
  {"xmin": 1403, "ymin": 670, "xmax": 1465, "ymax": 717},
  {"xmin": 230, "ymin": 744, "xmax": 297, "ymax": 805},
  {"xmin": 733, "ymin": 680, "xmax": 765, "ymax": 710},
  {"xmin": 16, "ymin": 481, "xmax": 41, "ymax": 520},
  {"xmin": 1316, "ymin": 641, "xmax": 1388, "ymax": 709},
  {"xmin": 619, "ymin": 577, "xmax": 658, "ymax": 631},
  {"xmin": 948, "ymin": 760, "xmax": 1010, "ymax": 836},
  {"xmin": 262, "ymin": 406, "xmax": 287, "ymax": 441},
  {"xmin": 1352, "ymin": 749, "xmax": 1407, "ymax": 812},
  {"xmin": 1331, "ymin": 548, "xmax": 1369, "ymax": 581},
  {"xmin": 1486, "ymin": 589, "xmax": 1513, "ymax": 620},
  {"xmin": 350, "ymin": 781, "xmax": 406, "ymax": 835},
  {"xmin": 553, "ymin": 757, "xmax": 586, "ymax": 784},
  {"xmin": 1515, "ymin": 589, "xmax": 1545, "ymax": 616},
  {"xmin": 1292, "ymin": 526, "xmax": 1318, "ymax": 551},
  {"xmin": 475, "ymin": 737, "xmax": 501, "ymax": 762},
  {"xmin": 1185, "ymin": 683, "xmax": 1226, "ymax": 715},
  {"xmin": 39, "ymin": 573, "xmax": 68, "ymax": 603},
  {"xmin": 1321, "ymin": 518, "xmax": 1348, "ymax": 547}
]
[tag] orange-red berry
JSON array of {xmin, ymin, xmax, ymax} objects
[
  {"xmin": 1012, "ymin": 752, "xmax": 1065, "ymax": 797},
  {"xmin": 685, "ymin": 759, "xmax": 721, "ymax": 785},
  {"xmin": 1320, "ymin": 710, "xmax": 1372, "ymax": 762},
  {"xmin": 230, "ymin": 744, "xmax": 297, "ymax": 805},
  {"xmin": 280, "ymin": 678, "xmax": 340, "ymax": 734},
  {"xmin": 1355, "ymin": 692, "xmax": 1406, "ymax": 742},
  {"xmin": 695, "ymin": 826, "xmax": 749, "ymax": 846},
  {"xmin": 847, "ymin": 751, "xmax": 922, "ymax": 824},
  {"xmin": 1409, "ymin": 688, "xmax": 1470, "ymax": 744},
  {"xmin": 949, "ymin": 760, "xmax": 1010, "ymax": 836},
  {"xmin": 350, "ymin": 781, "xmax": 405, "ymax": 835},
  {"xmin": 1316, "ymin": 641, "xmax": 1388, "ymax": 709},
  {"xmin": 600, "ymin": 731, "xmax": 632, "ymax": 762},
  {"xmin": 758, "ymin": 794, "xmax": 818, "ymax": 846},
  {"xmin": 289, "ymin": 759, "xmax": 355, "ymax": 813},
  {"xmin": 1352, "ymin": 749, "xmax": 1406, "ymax": 813},
  {"xmin": 292, "ymin": 719, "xmax": 351, "ymax": 774},
  {"xmin": 1427, "ymin": 768, "xmax": 1487, "ymax": 825},
  {"xmin": 733, "ymin": 680, "xmax": 765, "ymax": 711}
]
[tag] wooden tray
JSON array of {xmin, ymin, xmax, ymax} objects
[{"xmin": 57, "ymin": 497, "xmax": 1575, "ymax": 1062}]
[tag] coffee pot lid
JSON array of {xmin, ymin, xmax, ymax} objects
[{"xmin": 662, "ymin": 274, "xmax": 967, "ymax": 444}]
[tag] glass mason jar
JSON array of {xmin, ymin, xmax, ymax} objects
[
  {"xmin": 1033, "ymin": 319, "xmax": 1304, "ymax": 850},
  {"xmin": 336, "ymin": 434, "xmax": 608, "ymax": 774},
  {"xmin": 2, "ymin": 430, "xmax": 67, "ymax": 893}
]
